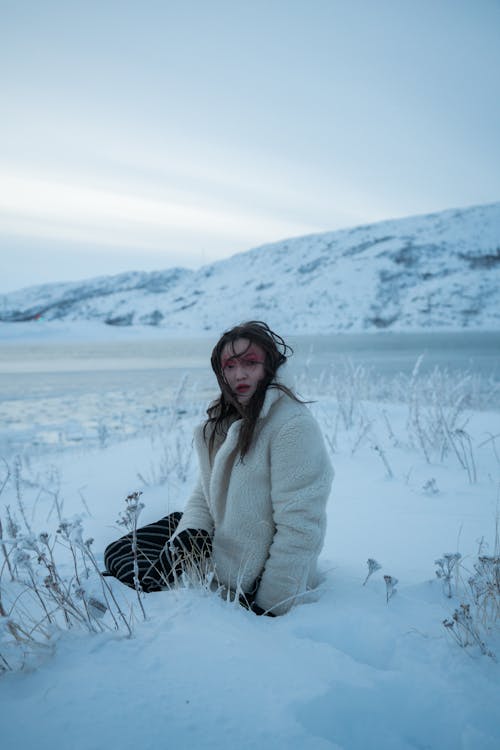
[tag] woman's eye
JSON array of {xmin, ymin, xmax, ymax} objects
[{"xmin": 223, "ymin": 357, "xmax": 262, "ymax": 370}]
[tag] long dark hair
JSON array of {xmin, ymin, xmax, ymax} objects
[{"xmin": 204, "ymin": 321, "xmax": 299, "ymax": 459}]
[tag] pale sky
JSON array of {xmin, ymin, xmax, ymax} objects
[{"xmin": 1, "ymin": 0, "xmax": 499, "ymax": 293}]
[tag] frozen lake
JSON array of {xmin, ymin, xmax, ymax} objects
[
  {"xmin": 1, "ymin": 330, "xmax": 499, "ymax": 395},
  {"xmin": 1, "ymin": 330, "xmax": 499, "ymax": 455}
]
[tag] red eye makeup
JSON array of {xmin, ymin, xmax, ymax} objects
[{"xmin": 221, "ymin": 345, "xmax": 264, "ymax": 370}]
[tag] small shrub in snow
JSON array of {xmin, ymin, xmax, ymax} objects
[
  {"xmin": 403, "ymin": 357, "xmax": 479, "ymax": 481},
  {"xmin": 361, "ymin": 561, "xmax": 399, "ymax": 605},
  {"xmin": 422, "ymin": 478, "xmax": 439, "ymax": 495},
  {"xmin": 350, "ymin": 419, "xmax": 372, "ymax": 456},
  {"xmin": 468, "ymin": 555, "xmax": 500, "ymax": 626},
  {"xmin": 443, "ymin": 604, "xmax": 495, "ymax": 659},
  {"xmin": 326, "ymin": 359, "xmax": 374, "ymax": 431},
  {"xmin": 116, "ymin": 491, "xmax": 147, "ymax": 620},
  {"xmin": 139, "ymin": 431, "xmax": 194, "ymax": 487},
  {"xmin": 383, "ymin": 575, "xmax": 398, "ymax": 603},
  {"xmin": 442, "ymin": 425, "xmax": 477, "ymax": 484},
  {"xmin": 362, "ymin": 558, "xmax": 382, "ymax": 586},
  {"xmin": 435, "ymin": 552, "xmax": 461, "ymax": 598},
  {"xmin": 0, "ymin": 459, "xmax": 137, "ymax": 673},
  {"xmin": 441, "ymin": 541, "xmax": 499, "ymax": 660}
]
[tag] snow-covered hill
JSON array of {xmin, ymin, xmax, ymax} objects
[{"xmin": 2, "ymin": 203, "xmax": 500, "ymax": 334}]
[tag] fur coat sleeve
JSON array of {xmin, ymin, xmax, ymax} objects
[
  {"xmin": 177, "ymin": 474, "xmax": 214, "ymax": 536},
  {"xmin": 254, "ymin": 412, "xmax": 332, "ymax": 615}
]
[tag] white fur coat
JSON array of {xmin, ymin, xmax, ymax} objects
[{"xmin": 173, "ymin": 383, "xmax": 334, "ymax": 615}]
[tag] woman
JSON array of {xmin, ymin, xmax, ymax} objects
[{"xmin": 104, "ymin": 321, "xmax": 333, "ymax": 616}]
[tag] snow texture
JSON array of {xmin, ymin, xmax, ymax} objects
[{"xmin": 0, "ymin": 346, "xmax": 499, "ymax": 749}]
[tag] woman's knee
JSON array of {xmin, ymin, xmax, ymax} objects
[
  {"xmin": 103, "ymin": 535, "xmax": 131, "ymax": 571},
  {"xmin": 103, "ymin": 511, "xmax": 183, "ymax": 579}
]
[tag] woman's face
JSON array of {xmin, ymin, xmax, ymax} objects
[{"xmin": 221, "ymin": 338, "xmax": 266, "ymax": 404}]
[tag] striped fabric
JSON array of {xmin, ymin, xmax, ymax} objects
[{"xmin": 104, "ymin": 512, "xmax": 182, "ymax": 591}]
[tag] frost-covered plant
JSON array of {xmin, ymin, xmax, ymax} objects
[
  {"xmin": 0, "ymin": 458, "xmax": 139, "ymax": 673},
  {"xmin": 443, "ymin": 604, "xmax": 495, "ymax": 659},
  {"xmin": 350, "ymin": 417, "xmax": 372, "ymax": 457},
  {"xmin": 441, "ymin": 528, "xmax": 499, "ymax": 659},
  {"xmin": 0, "ymin": 517, "xmax": 135, "ymax": 672},
  {"xmin": 440, "ymin": 423, "xmax": 477, "ymax": 484},
  {"xmin": 117, "ymin": 491, "xmax": 146, "ymax": 620},
  {"xmin": 468, "ymin": 555, "xmax": 500, "ymax": 627},
  {"xmin": 329, "ymin": 359, "xmax": 373, "ymax": 431},
  {"xmin": 384, "ymin": 575, "xmax": 398, "ymax": 603},
  {"xmin": 422, "ymin": 478, "xmax": 439, "ymax": 495},
  {"xmin": 97, "ymin": 419, "xmax": 109, "ymax": 449},
  {"xmin": 382, "ymin": 409, "xmax": 400, "ymax": 448},
  {"xmin": 0, "ymin": 462, "xmax": 14, "ymax": 582},
  {"xmin": 316, "ymin": 406, "xmax": 339, "ymax": 456},
  {"xmin": 139, "ymin": 431, "xmax": 194, "ymax": 487},
  {"xmin": 435, "ymin": 552, "xmax": 461, "ymax": 598},
  {"xmin": 171, "ymin": 550, "xmax": 215, "ymax": 592},
  {"xmin": 478, "ymin": 432, "xmax": 500, "ymax": 466},
  {"xmin": 363, "ymin": 558, "xmax": 382, "ymax": 586},
  {"xmin": 403, "ymin": 358, "xmax": 478, "ymax": 476},
  {"xmin": 371, "ymin": 442, "xmax": 393, "ymax": 478}
]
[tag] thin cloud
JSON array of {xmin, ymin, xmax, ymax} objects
[{"xmin": 0, "ymin": 171, "xmax": 320, "ymax": 253}]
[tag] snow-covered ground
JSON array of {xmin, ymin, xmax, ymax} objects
[{"xmin": 1, "ymin": 335, "xmax": 499, "ymax": 749}]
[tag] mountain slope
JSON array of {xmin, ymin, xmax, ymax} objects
[{"xmin": 2, "ymin": 203, "xmax": 499, "ymax": 333}]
